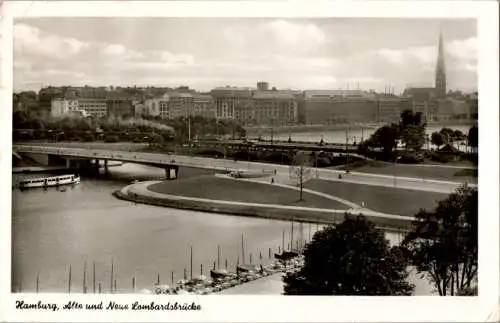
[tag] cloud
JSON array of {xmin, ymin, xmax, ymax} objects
[
  {"xmin": 262, "ymin": 20, "xmax": 326, "ymax": 48},
  {"xmin": 101, "ymin": 43, "xmax": 127, "ymax": 56},
  {"xmin": 447, "ymin": 37, "xmax": 477, "ymax": 61},
  {"xmin": 368, "ymin": 45, "xmax": 435, "ymax": 66},
  {"xmin": 14, "ymin": 23, "xmax": 89, "ymax": 59},
  {"xmin": 13, "ymin": 20, "xmax": 477, "ymax": 93}
]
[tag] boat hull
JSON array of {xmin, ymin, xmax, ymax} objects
[{"xmin": 19, "ymin": 175, "xmax": 80, "ymax": 189}]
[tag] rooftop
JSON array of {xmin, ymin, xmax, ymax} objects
[
  {"xmin": 253, "ymin": 91, "xmax": 296, "ymax": 100},
  {"xmin": 304, "ymin": 89, "xmax": 374, "ymax": 100}
]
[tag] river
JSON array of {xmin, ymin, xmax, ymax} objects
[
  {"xmin": 252, "ymin": 125, "xmax": 472, "ymax": 146},
  {"xmin": 11, "ymin": 164, "xmax": 434, "ymax": 295}
]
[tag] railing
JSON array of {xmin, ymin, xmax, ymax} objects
[{"xmin": 14, "ymin": 145, "xmax": 277, "ymax": 172}]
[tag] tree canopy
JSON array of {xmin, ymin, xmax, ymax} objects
[
  {"xmin": 467, "ymin": 125, "xmax": 478, "ymax": 153},
  {"xmin": 283, "ymin": 215, "xmax": 415, "ymax": 295},
  {"xmin": 402, "ymin": 184, "xmax": 478, "ymax": 296},
  {"xmin": 366, "ymin": 124, "xmax": 400, "ymax": 158},
  {"xmin": 364, "ymin": 110, "xmax": 427, "ymax": 159},
  {"xmin": 399, "ymin": 110, "xmax": 426, "ymax": 151},
  {"xmin": 431, "ymin": 132, "xmax": 445, "ymax": 148}
]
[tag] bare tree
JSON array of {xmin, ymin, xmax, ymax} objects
[{"xmin": 292, "ymin": 153, "xmax": 311, "ymax": 202}]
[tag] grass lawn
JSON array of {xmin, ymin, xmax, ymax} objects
[
  {"xmin": 337, "ymin": 162, "xmax": 477, "ymax": 183},
  {"xmin": 305, "ymin": 179, "xmax": 449, "ymax": 217},
  {"xmin": 148, "ymin": 175, "xmax": 349, "ymax": 210}
]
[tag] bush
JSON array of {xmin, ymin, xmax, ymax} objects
[
  {"xmin": 397, "ymin": 153, "xmax": 423, "ymax": 164},
  {"xmin": 429, "ymin": 152, "xmax": 452, "ymax": 163},
  {"xmin": 104, "ymin": 135, "xmax": 120, "ymax": 143}
]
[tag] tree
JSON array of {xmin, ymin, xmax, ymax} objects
[
  {"xmin": 399, "ymin": 110, "xmax": 425, "ymax": 151},
  {"xmin": 467, "ymin": 126, "xmax": 478, "ymax": 154},
  {"xmin": 453, "ymin": 130, "xmax": 464, "ymax": 141},
  {"xmin": 401, "ymin": 124, "xmax": 426, "ymax": 151},
  {"xmin": 431, "ymin": 132, "xmax": 445, "ymax": 149},
  {"xmin": 400, "ymin": 110, "xmax": 423, "ymax": 129},
  {"xmin": 402, "ymin": 184, "xmax": 478, "ymax": 296},
  {"xmin": 368, "ymin": 124, "xmax": 399, "ymax": 157},
  {"xmin": 439, "ymin": 127, "xmax": 455, "ymax": 144},
  {"xmin": 291, "ymin": 153, "xmax": 311, "ymax": 201},
  {"xmin": 283, "ymin": 215, "xmax": 414, "ymax": 295}
]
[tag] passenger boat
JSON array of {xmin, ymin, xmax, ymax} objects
[{"xmin": 19, "ymin": 174, "xmax": 80, "ymax": 189}]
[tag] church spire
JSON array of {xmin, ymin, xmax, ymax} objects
[{"xmin": 435, "ymin": 30, "xmax": 447, "ymax": 97}]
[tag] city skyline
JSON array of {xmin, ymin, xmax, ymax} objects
[{"xmin": 14, "ymin": 18, "xmax": 477, "ymax": 93}]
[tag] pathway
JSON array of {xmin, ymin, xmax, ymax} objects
[{"xmin": 120, "ymin": 181, "xmax": 414, "ymax": 224}]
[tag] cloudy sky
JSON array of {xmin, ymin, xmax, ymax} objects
[{"xmin": 14, "ymin": 18, "xmax": 477, "ymax": 93}]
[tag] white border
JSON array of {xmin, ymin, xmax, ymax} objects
[{"xmin": 1, "ymin": 1, "xmax": 498, "ymax": 322}]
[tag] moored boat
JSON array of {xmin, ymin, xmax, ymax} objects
[
  {"xmin": 274, "ymin": 251, "xmax": 299, "ymax": 261},
  {"xmin": 210, "ymin": 269, "xmax": 230, "ymax": 280},
  {"xmin": 19, "ymin": 174, "xmax": 80, "ymax": 189}
]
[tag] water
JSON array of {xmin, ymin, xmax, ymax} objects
[
  {"xmin": 256, "ymin": 125, "xmax": 472, "ymax": 146},
  {"xmin": 12, "ymin": 164, "xmax": 430, "ymax": 294}
]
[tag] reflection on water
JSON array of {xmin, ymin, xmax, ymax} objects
[
  {"xmin": 12, "ymin": 163, "xmax": 431, "ymax": 294},
  {"xmin": 257, "ymin": 125, "xmax": 472, "ymax": 146}
]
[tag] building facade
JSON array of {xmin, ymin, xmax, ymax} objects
[
  {"xmin": 211, "ymin": 87, "xmax": 253, "ymax": 121},
  {"xmin": 78, "ymin": 99, "xmax": 107, "ymax": 118},
  {"xmin": 168, "ymin": 92, "xmax": 194, "ymax": 119},
  {"xmin": 412, "ymin": 100, "xmax": 439, "ymax": 122},
  {"xmin": 143, "ymin": 94, "xmax": 167, "ymax": 118},
  {"xmin": 257, "ymin": 82, "xmax": 269, "ymax": 91},
  {"xmin": 302, "ymin": 90, "xmax": 378, "ymax": 125},
  {"xmin": 436, "ymin": 98, "xmax": 469, "ymax": 121},
  {"xmin": 253, "ymin": 91, "xmax": 298, "ymax": 125},
  {"xmin": 377, "ymin": 96, "xmax": 413, "ymax": 123},
  {"xmin": 50, "ymin": 98, "xmax": 80, "ymax": 116},
  {"xmin": 105, "ymin": 91, "xmax": 134, "ymax": 117},
  {"xmin": 193, "ymin": 94, "xmax": 215, "ymax": 118}
]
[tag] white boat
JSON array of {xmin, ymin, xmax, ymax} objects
[{"xmin": 19, "ymin": 174, "xmax": 80, "ymax": 189}]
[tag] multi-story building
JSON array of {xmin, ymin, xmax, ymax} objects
[
  {"xmin": 159, "ymin": 100, "xmax": 170, "ymax": 119},
  {"xmin": 133, "ymin": 100, "xmax": 146, "ymax": 117},
  {"xmin": 436, "ymin": 98, "xmax": 469, "ymax": 121},
  {"xmin": 64, "ymin": 86, "xmax": 107, "ymax": 99},
  {"xmin": 253, "ymin": 91, "xmax": 298, "ymax": 125},
  {"xmin": 211, "ymin": 87, "xmax": 253, "ymax": 121},
  {"xmin": 302, "ymin": 90, "xmax": 378, "ymax": 125},
  {"xmin": 78, "ymin": 98, "xmax": 107, "ymax": 118},
  {"xmin": 377, "ymin": 95, "xmax": 413, "ymax": 123},
  {"xmin": 50, "ymin": 98, "xmax": 80, "ymax": 116},
  {"xmin": 39, "ymin": 87, "xmax": 65, "ymax": 112},
  {"xmin": 193, "ymin": 94, "xmax": 215, "ymax": 118},
  {"xmin": 105, "ymin": 91, "xmax": 134, "ymax": 118},
  {"xmin": 412, "ymin": 100, "xmax": 439, "ymax": 122},
  {"xmin": 143, "ymin": 94, "xmax": 167, "ymax": 118},
  {"xmin": 168, "ymin": 92, "xmax": 194, "ymax": 119},
  {"xmin": 257, "ymin": 82, "xmax": 269, "ymax": 91}
]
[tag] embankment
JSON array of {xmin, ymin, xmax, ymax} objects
[{"xmin": 113, "ymin": 184, "xmax": 413, "ymax": 232}]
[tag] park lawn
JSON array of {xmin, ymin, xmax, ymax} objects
[
  {"xmin": 345, "ymin": 163, "xmax": 477, "ymax": 183},
  {"xmin": 305, "ymin": 179, "xmax": 449, "ymax": 217},
  {"xmin": 148, "ymin": 175, "xmax": 349, "ymax": 210}
]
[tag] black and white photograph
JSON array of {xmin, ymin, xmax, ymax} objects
[{"xmin": 1, "ymin": 1, "xmax": 498, "ymax": 322}]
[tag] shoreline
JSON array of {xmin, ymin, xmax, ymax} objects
[
  {"xmin": 244, "ymin": 121, "xmax": 476, "ymax": 135},
  {"xmin": 112, "ymin": 182, "xmax": 413, "ymax": 233}
]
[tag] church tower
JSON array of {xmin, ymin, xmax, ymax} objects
[{"xmin": 435, "ymin": 31, "xmax": 447, "ymax": 97}]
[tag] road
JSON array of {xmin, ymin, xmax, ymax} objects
[{"xmin": 14, "ymin": 144, "xmax": 474, "ymax": 194}]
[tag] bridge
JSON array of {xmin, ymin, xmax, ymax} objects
[
  {"xmin": 14, "ymin": 144, "xmax": 282, "ymax": 179},
  {"xmin": 13, "ymin": 144, "xmax": 470, "ymax": 193},
  {"xmin": 194, "ymin": 139, "xmax": 362, "ymax": 154}
]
